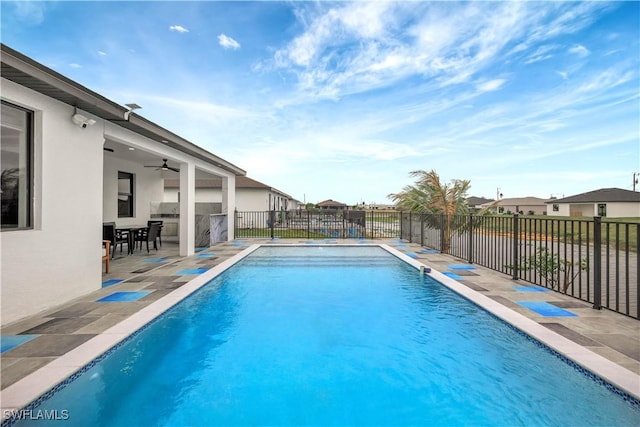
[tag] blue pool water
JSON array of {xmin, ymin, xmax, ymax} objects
[{"xmin": 12, "ymin": 246, "xmax": 639, "ymax": 426}]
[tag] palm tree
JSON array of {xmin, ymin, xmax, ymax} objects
[{"xmin": 388, "ymin": 170, "xmax": 471, "ymax": 252}]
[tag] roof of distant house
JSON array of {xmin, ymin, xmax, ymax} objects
[
  {"xmin": 546, "ymin": 188, "xmax": 640, "ymax": 204},
  {"xmin": 479, "ymin": 197, "xmax": 549, "ymax": 207},
  {"xmin": 317, "ymin": 199, "xmax": 348, "ymax": 207}
]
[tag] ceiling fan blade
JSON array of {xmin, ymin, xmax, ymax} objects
[
  {"xmin": 104, "ymin": 147, "xmax": 114, "ymax": 152},
  {"xmin": 168, "ymin": 166, "xmax": 180, "ymax": 172}
]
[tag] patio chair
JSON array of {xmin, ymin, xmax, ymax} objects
[
  {"xmin": 103, "ymin": 223, "xmax": 129, "ymax": 259},
  {"xmin": 135, "ymin": 223, "xmax": 160, "ymax": 253},
  {"xmin": 147, "ymin": 220, "xmax": 163, "ymax": 247}
]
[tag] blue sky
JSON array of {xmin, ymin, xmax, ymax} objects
[{"xmin": 2, "ymin": 1, "xmax": 639, "ymax": 205}]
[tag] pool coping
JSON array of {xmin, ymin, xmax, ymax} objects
[{"xmin": 1, "ymin": 243, "xmax": 639, "ymax": 414}]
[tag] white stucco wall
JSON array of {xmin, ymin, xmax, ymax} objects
[
  {"xmin": 102, "ymin": 157, "xmax": 165, "ymax": 225},
  {"xmin": 605, "ymin": 202, "xmax": 640, "ymax": 218},
  {"xmin": 1, "ymin": 79, "xmax": 104, "ymax": 325},
  {"xmin": 546, "ymin": 202, "xmax": 639, "ymax": 218},
  {"xmin": 546, "ymin": 203, "xmax": 571, "ymax": 216}
]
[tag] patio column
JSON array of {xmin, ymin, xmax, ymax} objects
[
  {"xmin": 179, "ymin": 162, "xmax": 195, "ymax": 256},
  {"xmin": 222, "ymin": 175, "xmax": 236, "ymax": 241}
]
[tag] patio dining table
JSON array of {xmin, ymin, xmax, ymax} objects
[{"xmin": 116, "ymin": 225, "xmax": 148, "ymax": 254}]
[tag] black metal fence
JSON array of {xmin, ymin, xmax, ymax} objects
[
  {"xmin": 235, "ymin": 210, "xmax": 400, "ymax": 239},
  {"xmin": 401, "ymin": 213, "xmax": 639, "ymax": 319}
]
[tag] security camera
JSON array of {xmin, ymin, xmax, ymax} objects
[{"xmin": 72, "ymin": 113, "xmax": 96, "ymax": 128}]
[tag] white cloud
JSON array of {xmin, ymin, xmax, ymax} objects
[
  {"xmin": 169, "ymin": 25, "xmax": 189, "ymax": 33},
  {"xmin": 218, "ymin": 34, "xmax": 240, "ymax": 50},
  {"xmin": 97, "ymin": 51, "xmax": 107, "ymax": 56},
  {"xmin": 476, "ymin": 79, "xmax": 506, "ymax": 93},
  {"xmin": 69, "ymin": 63, "xmax": 82, "ymax": 69},
  {"xmin": 568, "ymin": 44, "xmax": 590, "ymax": 57},
  {"xmin": 556, "ymin": 71, "xmax": 568, "ymax": 80}
]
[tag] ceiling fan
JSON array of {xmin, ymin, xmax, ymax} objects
[{"xmin": 144, "ymin": 158, "xmax": 180, "ymax": 173}]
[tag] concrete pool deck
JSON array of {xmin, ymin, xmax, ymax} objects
[{"xmin": 1, "ymin": 239, "xmax": 639, "ymax": 414}]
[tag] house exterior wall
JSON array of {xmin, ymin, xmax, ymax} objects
[
  {"xmin": 1, "ymin": 79, "xmax": 103, "ymax": 325},
  {"xmin": 500, "ymin": 203, "xmax": 546, "ymax": 215},
  {"xmin": 546, "ymin": 202, "xmax": 639, "ymax": 218},
  {"xmin": 103, "ymin": 157, "xmax": 165, "ymax": 225},
  {"xmin": 546, "ymin": 203, "xmax": 571, "ymax": 216}
]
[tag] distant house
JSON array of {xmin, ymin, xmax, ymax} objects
[
  {"xmin": 366, "ymin": 203, "xmax": 396, "ymax": 210},
  {"xmin": 317, "ymin": 199, "xmax": 348, "ymax": 210},
  {"xmin": 479, "ymin": 197, "xmax": 549, "ymax": 215},
  {"xmin": 546, "ymin": 188, "xmax": 640, "ymax": 218}
]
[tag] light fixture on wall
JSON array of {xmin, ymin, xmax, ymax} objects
[
  {"xmin": 123, "ymin": 103, "xmax": 142, "ymax": 121},
  {"xmin": 72, "ymin": 107, "xmax": 96, "ymax": 129}
]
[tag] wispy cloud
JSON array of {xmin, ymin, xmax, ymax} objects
[
  {"xmin": 271, "ymin": 2, "xmax": 608, "ymax": 103},
  {"xmin": 6, "ymin": 1, "xmax": 46, "ymax": 25},
  {"xmin": 169, "ymin": 25, "xmax": 189, "ymax": 33},
  {"xmin": 476, "ymin": 79, "xmax": 506, "ymax": 93},
  {"xmin": 69, "ymin": 63, "xmax": 82, "ymax": 69},
  {"xmin": 218, "ymin": 34, "xmax": 240, "ymax": 50},
  {"xmin": 568, "ymin": 44, "xmax": 590, "ymax": 57},
  {"xmin": 97, "ymin": 51, "xmax": 107, "ymax": 56}
]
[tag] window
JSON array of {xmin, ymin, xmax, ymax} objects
[
  {"xmin": 598, "ymin": 203, "xmax": 607, "ymax": 217},
  {"xmin": 1, "ymin": 101, "xmax": 33, "ymax": 230},
  {"xmin": 118, "ymin": 171, "xmax": 134, "ymax": 218},
  {"xmin": 552, "ymin": 204, "xmax": 559, "ymax": 212}
]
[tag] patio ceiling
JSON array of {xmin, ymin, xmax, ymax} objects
[{"xmin": 104, "ymin": 140, "xmax": 221, "ymax": 179}]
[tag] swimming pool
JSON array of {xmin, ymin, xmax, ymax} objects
[{"xmin": 6, "ymin": 246, "xmax": 640, "ymax": 426}]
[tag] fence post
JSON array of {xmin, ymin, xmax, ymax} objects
[
  {"xmin": 468, "ymin": 214, "xmax": 473, "ymax": 264},
  {"xmin": 593, "ymin": 216, "xmax": 602, "ymax": 310},
  {"xmin": 420, "ymin": 214, "xmax": 424, "ymax": 247},
  {"xmin": 408, "ymin": 213, "xmax": 413, "ymax": 243},
  {"xmin": 440, "ymin": 214, "xmax": 446, "ymax": 253},
  {"xmin": 512, "ymin": 214, "xmax": 519, "ymax": 280},
  {"xmin": 270, "ymin": 210, "xmax": 275, "ymax": 239}
]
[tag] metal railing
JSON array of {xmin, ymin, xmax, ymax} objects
[
  {"xmin": 235, "ymin": 210, "xmax": 400, "ymax": 240},
  {"xmin": 402, "ymin": 213, "xmax": 639, "ymax": 319}
]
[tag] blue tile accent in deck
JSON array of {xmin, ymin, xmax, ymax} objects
[
  {"xmin": 517, "ymin": 301, "xmax": 578, "ymax": 317},
  {"xmin": 176, "ymin": 268, "xmax": 210, "ymax": 275},
  {"xmin": 97, "ymin": 291, "xmax": 151, "ymax": 302},
  {"xmin": 419, "ymin": 249, "xmax": 439, "ymax": 253},
  {"xmin": 447, "ymin": 264, "xmax": 477, "ymax": 270},
  {"xmin": 405, "ymin": 252, "xmax": 419, "ymax": 259},
  {"xmin": 395, "ymin": 244, "xmax": 409, "ymax": 248},
  {"xmin": 197, "ymin": 253, "xmax": 216, "ymax": 258},
  {"xmin": 143, "ymin": 258, "xmax": 167, "ymax": 263},
  {"xmin": 325, "ymin": 239, "xmax": 337, "ymax": 243},
  {"xmin": 101, "ymin": 279, "xmax": 124, "ymax": 288},
  {"xmin": 195, "ymin": 247, "xmax": 207, "ymax": 253},
  {"xmin": 514, "ymin": 286, "xmax": 550, "ymax": 293},
  {"xmin": 1, "ymin": 335, "xmax": 39, "ymax": 354},
  {"xmin": 442, "ymin": 272, "xmax": 464, "ymax": 280}
]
